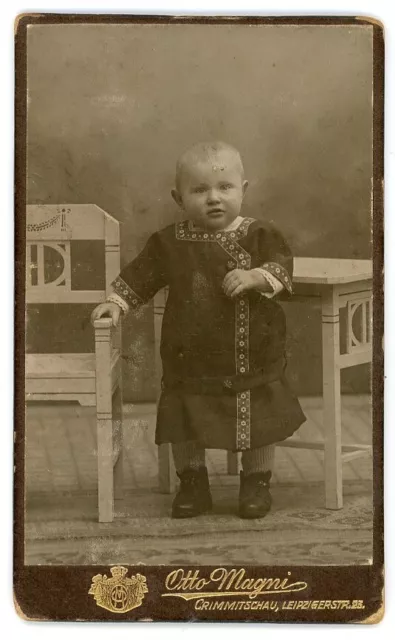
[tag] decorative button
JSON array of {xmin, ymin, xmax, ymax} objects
[{"xmin": 223, "ymin": 379, "xmax": 233, "ymax": 388}]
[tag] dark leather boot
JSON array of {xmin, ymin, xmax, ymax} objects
[
  {"xmin": 172, "ymin": 467, "xmax": 213, "ymax": 518},
  {"xmin": 239, "ymin": 470, "xmax": 272, "ymax": 519}
]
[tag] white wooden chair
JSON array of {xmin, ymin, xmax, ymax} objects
[{"xmin": 25, "ymin": 204, "xmax": 123, "ymax": 522}]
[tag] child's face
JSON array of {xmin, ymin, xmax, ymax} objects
[{"xmin": 172, "ymin": 151, "xmax": 248, "ymax": 230}]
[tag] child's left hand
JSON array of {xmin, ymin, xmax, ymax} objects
[{"xmin": 222, "ymin": 269, "xmax": 263, "ymax": 298}]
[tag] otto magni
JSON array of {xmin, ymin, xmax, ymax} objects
[{"xmin": 163, "ymin": 568, "xmax": 308, "ymax": 600}]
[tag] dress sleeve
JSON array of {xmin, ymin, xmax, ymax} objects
[
  {"xmin": 252, "ymin": 267, "xmax": 284, "ymax": 299},
  {"xmin": 254, "ymin": 223, "xmax": 293, "ymax": 295},
  {"xmin": 110, "ymin": 232, "xmax": 167, "ymax": 312}
]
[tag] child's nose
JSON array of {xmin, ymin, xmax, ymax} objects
[{"xmin": 207, "ymin": 189, "xmax": 221, "ymax": 203}]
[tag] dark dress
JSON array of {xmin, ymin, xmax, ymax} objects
[{"xmin": 112, "ymin": 217, "xmax": 306, "ymax": 451}]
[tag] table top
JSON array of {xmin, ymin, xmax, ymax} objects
[{"xmin": 293, "ymin": 258, "xmax": 372, "ymax": 285}]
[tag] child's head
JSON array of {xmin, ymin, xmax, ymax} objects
[{"xmin": 171, "ymin": 141, "xmax": 248, "ymax": 230}]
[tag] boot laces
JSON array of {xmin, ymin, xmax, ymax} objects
[
  {"xmin": 257, "ymin": 479, "xmax": 269, "ymax": 488},
  {"xmin": 244, "ymin": 472, "xmax": 271, "ymax": 496}
]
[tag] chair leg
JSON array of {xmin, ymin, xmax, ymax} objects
[
  {"xmin": 113, "ymin": 384, "xmax": 123, "ymax": 503},
  {"xmin": 97, "ymin": 417, "xmax": 114, "ymax": 522},
  {"xmin": 95, "ymin": 320, "xmax": 115, "ymax": 522},
  {"xmin": 158, "ymin": 443, "xmax": 177, "ymax": 493},
  {"xmin": 227, "ymin": 451, "xmax": 239, "ymax": 475}
]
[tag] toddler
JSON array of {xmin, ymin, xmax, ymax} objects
[{"xmin": 91, "ymin": 141, "xmax": 306, "ymax": 519}]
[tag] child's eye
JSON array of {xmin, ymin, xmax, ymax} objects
[
  {"xmin": 220, "ymin": 184, "xmax": 233, "ymax": 191},
  {"xmin": 193, "ymin": 186, "xmax": 206, "ymax": 194}
]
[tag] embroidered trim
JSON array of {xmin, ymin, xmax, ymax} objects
[
  {"xmin": 175, "ymin": 217, "xmax": 255, "ymax": 242},
  {"xmin": 235, "ymin": 296, "xmax": 250, "ymax": 376},
  {"xmin": 176, "ymin": 220, "xmax": 216, "ymax": 242},
  {"xmin": 216, "ymin": 233, "xmax": 251, "ymax": 269},
  {"xmin": 223, "ymin": 234, "xmax": 252, "ymax": 448},
  {"xmin": 237, "ymin": 390, "xmax": 251, "ymax": 450},
  {"xmin": 235, "ymin": 217, "xmax": 255, "ymax": 238},
  {"xmin": 111, "ymin": 276, "xmax": 144, "ymax": 309},
  {"xmin": 235, "ymin": 297, "xmax": 251, "ymax": 449},
  {"xmin": 235, "ymin": 290, "xmax": 251, "ymax": 449},
  {"xmin": 261, "ymin": 262, "xmax": 292, "ymax": 294}
]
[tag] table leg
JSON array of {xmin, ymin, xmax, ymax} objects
[
  {"xmin": 158, "ymin": 443, "xmax": 176, "ymax": 493},
  {"xmin": 227, "ymin": 451, "xmax": 239, "ymax": 475},
  {"xmin": 321, "ymin": 287, "xmax": 343, "ymax": 509}
]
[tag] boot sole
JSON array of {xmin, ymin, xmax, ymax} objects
[
  {"xmin": 239, "ymin": 510, "xmax": 270, "ymax": 520},
  {"xmin": 172, "ymin": 501, "xmax": 213, "ymax": 519}
]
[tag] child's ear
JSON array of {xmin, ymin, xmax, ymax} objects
[
  {"xmin": 242, "ymin": 180, "xmax": 249, "ymax": 198},
  {"xmin": 171, "ymin": 189, "xmax": 183, "ymax": 208}
]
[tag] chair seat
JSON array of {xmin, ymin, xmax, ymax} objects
[
  {"xmin": 26, "ymin": 352, "xmax": 120, "ymax": 379},
  {"xmin": 26, "ymin": 351, "xmax": 121, "ymax": 399}
]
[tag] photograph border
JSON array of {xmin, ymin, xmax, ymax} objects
[{"xmin": 14, "ymin": 13, "xmax": 384, "ymax": 622}]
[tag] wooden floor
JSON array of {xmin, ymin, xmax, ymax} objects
[
  {"xmin": 24, "ymin": 396, "xmax": 373, "ymax": 566},
  {"xmin": 25, "ymin": 396, "xmax": 372, "ymax": 495}
]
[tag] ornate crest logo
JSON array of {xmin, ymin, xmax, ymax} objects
[{"xmin": 89, "ymin": 566, "xmax": 148, "ymax": 613}]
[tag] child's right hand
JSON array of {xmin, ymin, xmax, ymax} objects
[{"xmin": 90, "ymin": 302, "xmax": 121, "ymax": 328}]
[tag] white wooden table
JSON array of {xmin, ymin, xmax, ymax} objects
[
  {"xmin": 155, "ymin": 258, "xmax": 373, "ymax": 510},
  {"xmin": 288, "ymin": 258, "xmax": 373, "ymax": 509}
]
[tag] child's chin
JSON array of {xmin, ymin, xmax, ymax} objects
[
  {"xmin": 206, "ymin": 219, "xmax": 225, "ymax": 229},
  {"xmin": 204, "ymin": 215, "xmax": 233, "ymax": 229}
]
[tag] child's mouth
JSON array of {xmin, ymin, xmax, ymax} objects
[{"xmin": 207, "ymin": 209, "xmax": 224, "ymax": 216}]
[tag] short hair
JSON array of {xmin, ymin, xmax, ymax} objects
[{"xmin": 175, "ymin": 141, "xmax": 244, "ymax": 190}]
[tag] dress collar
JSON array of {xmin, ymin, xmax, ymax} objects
[{"xmin": 189, "ymin": 216, "xmax": 244, "ymax": 232}]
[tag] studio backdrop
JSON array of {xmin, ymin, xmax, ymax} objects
[{"xmin": 26, "ymin": 23, "xmax": 372, "ymax": 401}]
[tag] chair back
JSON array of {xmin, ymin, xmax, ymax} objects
[{"xmin": 26, "ymin": 204, "xmax": 120, "ymax": 304}]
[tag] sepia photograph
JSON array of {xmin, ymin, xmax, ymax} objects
[
  {"xmin": 14, "ymin": 14, "xmax": 384, "ymax": 622},
  {"xmin": 22, "ymin": 17, "xmax": 376, "ymax": 567}
]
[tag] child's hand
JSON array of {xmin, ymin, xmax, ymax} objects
[
  {"xmin": 222, "ymin": 269, "xmax": 263, "ymax": 298},
  {"xmin": 90, "ymin": 302, "xmax": 121, "ymax": 328}
]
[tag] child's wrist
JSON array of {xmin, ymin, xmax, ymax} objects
[
  {"xmin": 107, "ymin": 293, "xmax": 129, "ymax": 314},
  {"xmin": 249, "ymin": 269, "xmax": 273, "ymax": 292}
]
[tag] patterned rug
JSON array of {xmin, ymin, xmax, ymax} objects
[{"xmin": 25, "ymin": 480, "xmax": 373, "ymax": 566}]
